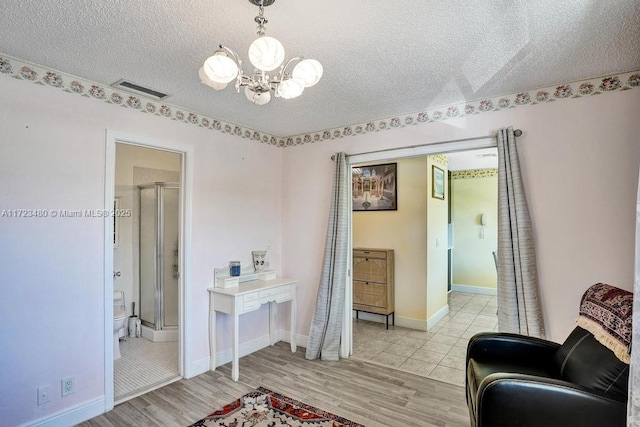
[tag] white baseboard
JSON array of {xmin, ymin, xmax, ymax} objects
[
  {"xmin": 187, "ymin": 330, "xmax": 303, "ymax": 377},
  {"xmin": 352, "ymin": 311, "xmax": 427, "ymax": 331},
  {"xmin": 451, "ymin": 284, "xmax": 497, "ymax": 296},
  {"xmin": 213, "ymin": 329, "xmax": 301, "ymax": 368},
  {"xmin": 351, "ymin": 307, "xmax": 451, "ymax": 330},
  {"xmin": 214, "ymin": 334, "xmax": 270, "ymax": 367},
  {"xmin": 396, "ymin": 316, "xmax": 427, "ymax": 331},
  {"xmin": 187, "ymin": 357, "xmax": 211, "ymax": 378},
  {"xmin": 427, "ymin": 304, "xmax": 450, "ymax": 330},
  {"xmin": 278, "ymin": 329, "xmax": 309, "ymax": 350},
  {"xmin": 22, "ymin": 396, "xmax": 105, "ymax": 427}
]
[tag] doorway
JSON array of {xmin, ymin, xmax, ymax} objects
[
  {"xmin": 104, "ymin": 131, "xmax": 192, "ymax": 410},
  {"xmin": 447, "ymin": 148, "xmax": 499, "ymax": 297},
  {"xmin": 113, "ymin": 145, "xmax": 182, "ymax": 403},
  {"xmin": 347, "ymin": 140, "xmax": 499, "ymax": 386}
]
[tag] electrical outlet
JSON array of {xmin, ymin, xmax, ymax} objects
[
  {"xmin": 37, "ymin": 385, "xmax": 51, "ymax": 405},
  {"xmin": 61, "ymin": 376, "xmax": 75, "ymax": 397}
]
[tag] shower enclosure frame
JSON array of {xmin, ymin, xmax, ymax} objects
[{"xmin": 138, "ymin": 182, "xmax": 180, "ymax": 334}]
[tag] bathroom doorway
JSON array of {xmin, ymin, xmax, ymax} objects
[{"xmin": 112, "ymin": 143, "xmax": 182, "ymax": 404}]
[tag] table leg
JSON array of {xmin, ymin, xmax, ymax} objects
[
  {"xmin": 232, "ymin": 313, "xmax": 239, "ymax": 381},
  {"xmin": 209, "ymin": 294, "xmax": 216, "ymax": 371},
  {"xmin": 290, "ymin": 290, "xmax": 297, "ymax": 353},
  {"xmin": 269, "ymin": 301, "xmax": 276, "ymax": 346}
]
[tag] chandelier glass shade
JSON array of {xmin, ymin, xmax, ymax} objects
[
  {"xmin": 248, "ymin": 36, "xmax": 285, "ymax": 71},
  {"xmin": 199, "ymin": 0, "xmax": 323, "ymax": 105},
  {"xmin": 203, "ymin": 53, "xmax": 238, "ymax": 84}
]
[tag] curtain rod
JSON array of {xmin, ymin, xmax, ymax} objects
[{"xmin": 331, "ymin": 129, "xmax": 523, "ymax": 161}]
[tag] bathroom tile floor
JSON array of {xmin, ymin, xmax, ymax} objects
[
  {"xmin": 114, "ymin": 337, "xmax": 180, "ymax": 404},
  {"xmin": 351, "ymin": 291, "xmax": 498, "ymax": 387}
]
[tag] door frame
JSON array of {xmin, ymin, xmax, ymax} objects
[
  {"xmin": 103, "ymin": 130, "xmax": 194, "ymax": 410},
  {"xmin": 342, "ymin": 137, "xmax": 497, "ymax": 355}
]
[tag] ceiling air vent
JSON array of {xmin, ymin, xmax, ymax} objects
[{"xmin": 111, "ymin": 79, "xmax": 171, "ymax": 100}]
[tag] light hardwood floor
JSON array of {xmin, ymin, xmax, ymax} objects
[{"xmin": 80, "ymin": 342, "xmax": 470, "ymax": 427}]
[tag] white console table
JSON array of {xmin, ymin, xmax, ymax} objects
[{"xmin": 207, "ymin": 277, "xmax": 297, "ymax": 381}]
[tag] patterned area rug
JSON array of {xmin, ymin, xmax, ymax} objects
[{"xmin": 189, "ymin": 387, "xmax": 364, "ymax": 427}]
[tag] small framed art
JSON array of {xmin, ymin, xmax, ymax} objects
[{"xmin": 432, "ymin": 165, "xmax": 445, "ymax": 200}]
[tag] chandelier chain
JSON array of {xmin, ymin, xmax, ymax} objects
[{"xmin": 255, "ymin": 4, "xmax": 267, "ymax": 36}]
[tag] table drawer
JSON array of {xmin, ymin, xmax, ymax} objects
[
  {"xmin": 273, "ymin": 289, "xmax": 293, "ymax": 303},
  {"xmin": 259, "ymin": 286, "xmax": 293, "ymax": 303},
  {"xmin": 243, "ymin": 292, "xmax": 260, "ymax": 302},
  {"xmin": 242, "ymin": 296, "xmax": 262, "ymax": 312},
  {"xmin": 239, "ymin": 286, "xmax": 293, "ymax": 312},
  {"xmin": 259, "ymin": 287, "xmax": 284, "ymax": 300}
]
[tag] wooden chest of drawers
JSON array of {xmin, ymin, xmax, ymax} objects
[{"xmin": 353, "ymin": 248, "xmax": 394, "ymax": 328}]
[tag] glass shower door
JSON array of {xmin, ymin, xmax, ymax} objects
[
  {"xmin": 139, "ymin": 186, "xmax": 158, "ymax": 328},
  {"xmin": 161, "ymin": 187, "xmax": 179, "ymax": 328},
  {"xmin": 139, "ymin": 183, "xmax": 180, "ymax": 331}
]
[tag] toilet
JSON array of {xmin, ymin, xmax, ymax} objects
[{"xmin": 113, "ymin": 291, "xmax": 127, "ymax": 360}]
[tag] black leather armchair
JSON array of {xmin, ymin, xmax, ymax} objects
[{"xmin": 465, "ymin": 327, "xmax": 629, "ymax": 427}]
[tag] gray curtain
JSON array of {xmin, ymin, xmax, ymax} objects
[
  {"xmin": 627, "ymin": 168, "xmax": 640, "ymax": 426},
  {"xmin": 306, "ymin": 152, "xmax": 349, "ymax": 361},
  {"xmin": 496, "ymin": 127, "xmax": 545, "ymax": 338}
]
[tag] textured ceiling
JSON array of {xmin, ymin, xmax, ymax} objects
[
  {"xmin": 1, "ymin": 0, "xmax": 639, "ymax": 137},
  {"xmin": 447, "ymin": 148, "xmax": 498, "ymax": 171}
]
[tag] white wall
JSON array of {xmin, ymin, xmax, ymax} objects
[
  {"xmin": 426, "ymin": 156, "xmax": 449, "ymax": 322},
  {"xmin": 0, "ymin": 77, "xmax": 282, "ymax": 426},
  {"xmin": 282, "ymin": 88, "xmax": 640, "ymax": 347}
]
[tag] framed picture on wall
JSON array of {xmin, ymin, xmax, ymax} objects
[
  {"xmin": 432, "ymin": 165, "xmax": 445, "ymax": 199},
  {"xmin": 352, "ymin": 163, "xmax": 397, "ymax": 211}
]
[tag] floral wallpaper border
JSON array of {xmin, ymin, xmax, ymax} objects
[
  {"xmin": 430, "ymin": 154, "xmax": 448, "ymax": 167},
  {"xmin": 1, "ymin": 53, "xmax": 638, "ymax": 148},
  {"xmin": 451, "ymin": 168, "xmax": 498, "ymax": 180}
]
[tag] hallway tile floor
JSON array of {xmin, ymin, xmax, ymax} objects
[{"xmin": 351, "ymin": 291, "xmax": 498, "ymax": 387}]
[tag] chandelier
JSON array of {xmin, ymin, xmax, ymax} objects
[{"xmin": 199, "ymin": 0, "xmax": 323, "ymax": 105}]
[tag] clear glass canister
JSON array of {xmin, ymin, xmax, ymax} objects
[{"xmin": 229, "ymin": 261, "xmax": 241, "ymax": 276}]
